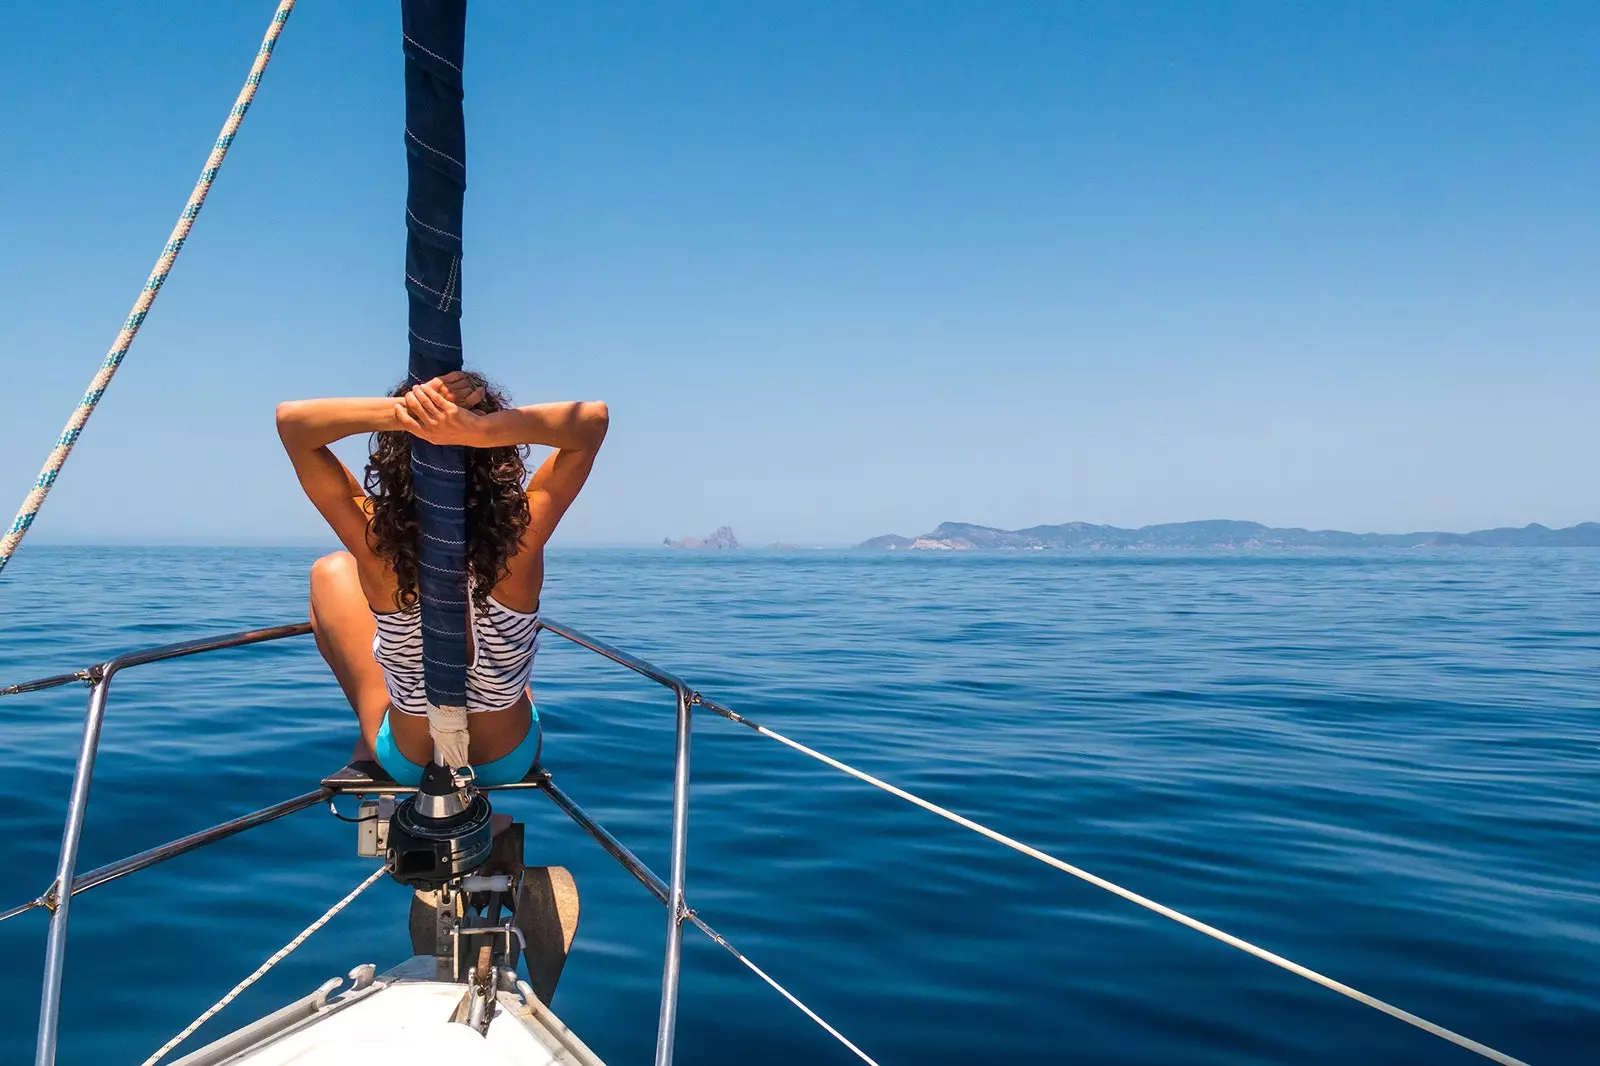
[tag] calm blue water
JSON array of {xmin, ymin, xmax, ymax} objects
[{"xmin": 0, "ymin": 547, "xmax": 1595, "ymax": 1064}]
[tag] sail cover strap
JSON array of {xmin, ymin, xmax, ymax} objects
[{"xmin": 402, "ymin": 0, "xmax": 470, "ymax": 724}]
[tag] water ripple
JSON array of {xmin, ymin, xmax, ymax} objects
[{"xmin": 0, "ymin": 547, "xmax": 1595, "ymax": 1064}]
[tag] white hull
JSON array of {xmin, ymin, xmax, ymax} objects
[{"xmin": 171, "ymin": 957, "xmax": 606, "ymax": 1066}]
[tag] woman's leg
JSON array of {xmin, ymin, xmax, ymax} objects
[{"xmin": 308, "ymin": 551, "xmax": 391, "ymax": 759}]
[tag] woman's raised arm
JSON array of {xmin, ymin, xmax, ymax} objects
[
  {"xmin": 275, "ymin": 397, "xmax": 405, "ymax": 453},
  {"xmin": 394, "ymin": 381, "xmax": 610, "ymax": 544},
  {"xmin": 392, "ymin": 377, "xmax": 608, "ymax": 454},
  {"xmin": 275, "ymin": 397, "xmax": 403, "ymax": 561},
  {"xmin": 467, "ymin": 401, "xmax": 611, "ymax": 451}
]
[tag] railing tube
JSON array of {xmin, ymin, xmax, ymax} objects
[
  {"xmin": 539, "ymin": 777, "xmax": 669, "ymax": 905},
  {"xmin": 22, "ymin": 623, "xmax": 313, "ymax": 1066},
  {"xmin": 72, "ymin": 788, "xmax": 332, "ymax": 897},
  {"xmin": 533, "ymin": 618, "xmax": 692, "ymax": 693},
  {"xmin": 653, "ymin": 685, "xmax": 694, "ymax": 1066},
  {"xmin": 35, "ymin": 673, "xmax": 113, "ymax": 1066},
  {"xmin": 2, "ymin": 789, "xmax": 333, "ymax": 924}
]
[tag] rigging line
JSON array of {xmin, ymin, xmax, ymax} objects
[
  {"xmin": 0, "ymin": 0, "xmax": 297, "ymax": 578},
  {"xmin": 686, "ymin": 912, "xmax": 881, "ymax": 1066},
  {"xmin": 139, "ymin": 864, "xmax": 386, "ymax": 1066},
  {"xmin": 0, "ymin": 899, "xmax": 38, "ymax": 923},
  {"xmin": 0, "ymin": 670, "xmax": 91, "ymax": 698},
  {"xmin": 696, "ymin": 696, "xmax": 1530, "ymax": 1066}
]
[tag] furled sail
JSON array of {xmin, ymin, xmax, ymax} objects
[{"xmin": 401, "ymin": 0, "xmax": 471, "ymax": 768}]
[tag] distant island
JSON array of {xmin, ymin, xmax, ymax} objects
[
  {"xmin": 859, "ymin": 520, "xmax": 1600, "ymax": 551},
  {"xmin": 663, "ymin": 525, "xmax": 740, "ymax": 550}
]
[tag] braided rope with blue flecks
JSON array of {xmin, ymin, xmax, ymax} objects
[{"xmin": 0, "ymin": 0, "xmax": 296, "ymax": 577}]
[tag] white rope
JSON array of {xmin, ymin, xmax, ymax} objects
[
  {"xmin": 0, "ymin": 0, "xmax": 297, "ymax": 577},
  {"xmin": 719, "ymin": 711, "xmax": 1529, "ymax": 1066},
  {"xmin": 686, "ymin": 914, "xmax": 881, "ymax": 1066},
  {"xmin": 139, "ymin": 865, "xmax": 387, "ymax": 1066}
]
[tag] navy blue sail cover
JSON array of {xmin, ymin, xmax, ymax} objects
[{"xmin": 402, "ymin": 0, "xmax": 469, "ymax": 709}]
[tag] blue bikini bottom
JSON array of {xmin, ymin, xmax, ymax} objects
[{"xmin": 373, "ymin": 710, "xmax": 542, "ymax": 787}]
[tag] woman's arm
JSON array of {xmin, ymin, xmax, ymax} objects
[
  {"xmin": 393, "ymin": 380, "xmax": 610, "ymax": 544},
  {"xmin": 275, "ymin": 397, "xmax": 404, "ymax": 559},
  {"xmin": 277, "ymin": 377, "xmax": 485, "ymax": 544},
  {"xmin": 520, "ymin": 402, "xmax": 609, "ymax": 541},
  {"xmin": 289, "ymin": 377, "xmax": 609, "ymax": 555},
  {"xmin": 467, "ymin": 402, "xmax": 611, "ymax": 452},
  {"xmin": 275, "ymin": 397, "xmax": 406, "ymax": 453},
  {"xmin": 398, "ymin": 380, "xmax": 610, "ymax": 543},
  {"xmin": 392, "ymin": 379, "xmax": 608, "ymax": 454},
  {"xmin": 276, "ymin": 377, "xmax": 477, "ymax": 555}
]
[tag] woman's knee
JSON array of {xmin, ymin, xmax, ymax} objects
[
  {"xmin": 310, "ymin": 552, "xmax": 359, "ymax": 602},
  {"xmin": 311, "ymin": 551, "xmax": 357, "ymax": 589},
  {"xmin": 309, "ymin": 552, "xmax": 361, "ymax": 628}
]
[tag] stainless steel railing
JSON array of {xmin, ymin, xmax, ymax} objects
[
  {"xmin": 8, "ymin": 614, "xmax": 1530, "ymax": 1066},
  {"xmin": 531, "ymin": 618, "xmax": 695, "ymax": 1066},
  {"xmin": 10, "ymin": 623, "xmax": 317, "ymax": 1066},
  {"xmin": 0, "ymin": 618, "xmax": 782, "ymax": 1066}
]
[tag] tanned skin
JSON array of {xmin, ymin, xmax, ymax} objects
[{"xmin": 276, "ymin": 372, "xmax": 608, "ymax": 766}]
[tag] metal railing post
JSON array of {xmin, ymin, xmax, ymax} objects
[
  {"xmin": 35, "ymin": 672, "xmax": 113, "ymax": 1066},
  {"xmin": 652, "ymin": 685, "xmax": 694, "ymax": 1066},
  {"xmin": 5, "ymin": 623, "xmax": 314, "ymax": 1066}
]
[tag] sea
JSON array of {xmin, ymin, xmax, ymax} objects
[{"xmin": 0, "ymin": 546, "xmax": 1595, "ymax": 1065}]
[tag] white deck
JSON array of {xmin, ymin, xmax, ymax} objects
[{"xmin": 172, "ymin": 958, "xmax": 605, "ymax": 1066}]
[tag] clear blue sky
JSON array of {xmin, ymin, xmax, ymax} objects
[{"xmin": 1, "ymin": 2, "xmax": 1595, "ymax": 546}]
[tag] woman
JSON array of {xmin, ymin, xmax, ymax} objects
[{"xmin": 276, "ymin": 371, "xmax": 608, "ymax": 786}]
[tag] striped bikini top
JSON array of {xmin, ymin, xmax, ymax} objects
[{"xmin": 371, "ymin": 590, "xmax": 540, "ymax": 716}]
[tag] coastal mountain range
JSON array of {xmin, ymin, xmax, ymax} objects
[{"xmin": 859, "ymin": 520, "xmax": 1600, "ymax": 551}]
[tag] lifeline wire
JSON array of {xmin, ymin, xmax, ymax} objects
[
  {"xmin": 698, "ymin": 697, "xmax": 1530, "ymax": 1066},
  {"xmin": 686, "ymin": 913, "xmax": 882, "ymax": 1066},
  {"xmin": 139, "ymin": 864, "xmax": 386, "ymax": 1066},
  {"xmin": 0, "ymin": 0, "xmax": 297, "ymax": 577}
]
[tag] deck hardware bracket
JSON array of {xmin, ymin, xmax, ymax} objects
[
  {"xmin": 309, "ymin": 976, "xmax": 344, "ymax": 1010},
  {"xmin": 346, "ymin": 963, "xmax": 377, "ymax": 992}
]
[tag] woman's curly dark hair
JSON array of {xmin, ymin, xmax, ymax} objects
[{"xmin": 364, "ymin": 371, "xmax": 530, "ymax": 611}]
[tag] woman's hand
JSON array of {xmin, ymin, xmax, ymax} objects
[
  {"xmin": 436, "ymin": 371, "xmax": 486, "ymax": 409},
  {"xmin": 394, "ymin": 375, "xmax": 486, "ymax": 446}
]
